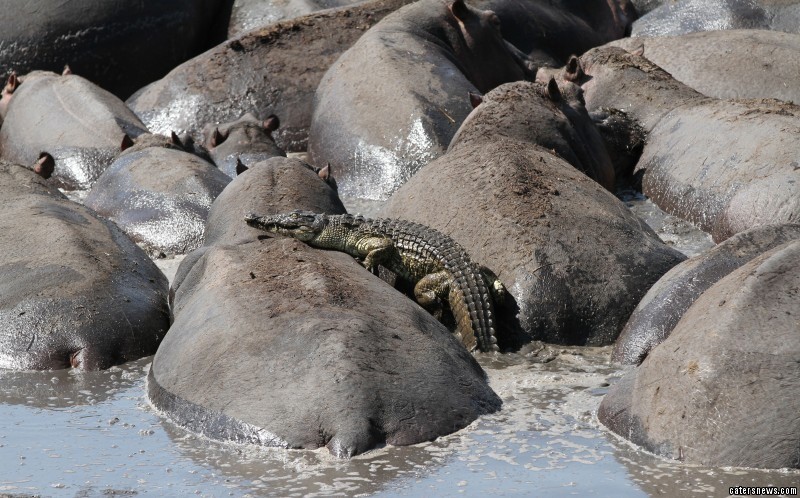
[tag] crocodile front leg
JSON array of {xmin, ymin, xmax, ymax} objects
[
  {"xmin": 355, "ymin": 236, "xmax": 397, "ymax": 272},
  {"xmin": 480, "ymin": 266, "xmax": 506, "ymax": 305}
]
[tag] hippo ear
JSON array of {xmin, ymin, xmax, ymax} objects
[
  {"xmin": 4, "ymin": 72, "xmax": 18, "ymax": 93},
  {"xmin": 564, "ymin": 56, "xmax": 585, "ymax": 82},
  {"xmin": 631, "ymin": 45, "xmax": 645, "ymax": 57},
  {"xmin": 211, "ymin": 128, "xmax": 228, "ymax": 148},
  {"xmin": 318, "ymin": 162, "xmax": 332, "ymax": 182},
  {"xmin": 33, "ymin": 152, "xmax": 55, "ymax": 179},
  {"xmin": 236, "ymin": 157, "xmax": 249, "ymax": 175},
  {"xmin": 468, "ymin": 92, "xmax": 483, "ymax": 109},
  {"xmin": 62, "ymin": 65, "xmax": 72, "ymax": 76},
  {"xmin": 545, "ymin": 77, "xmax": 562, "ymax": 102},
  {"xmin": 263, "ymin": 114, "xmax": 280, "ymax": 132},
  {"xmin": 120, "ymin": 134, "xmax": 134, "ymax": 151},
  {"xmin": 448, "ymin": 0, "xmax": 471, "ymax": 22},
  {"xmin": 170, "ymin": 131, "xmax": 183, "ymax": 147}
]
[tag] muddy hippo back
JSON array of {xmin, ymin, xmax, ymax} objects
[
  {"xmin": 308, "ymin": 0, "xmax": 531, "ymax": 200},
  {"xmin": 0, "ymin": 71, "xmax": 148, "ymax": 190}
]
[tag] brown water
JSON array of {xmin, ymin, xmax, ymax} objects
[{"xmin": 1, "ymin": 197, "xmax": 797, "ymax": 497}]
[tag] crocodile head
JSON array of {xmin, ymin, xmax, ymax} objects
[{"xmin": 245, "ymin": 210, "xmax": 328, "ymax": 242}]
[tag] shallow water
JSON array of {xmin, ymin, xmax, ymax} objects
[{"xmin": 0, "ymin": 196, "xmax": 795, "ymax": 497}]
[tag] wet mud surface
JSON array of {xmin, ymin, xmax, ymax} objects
[{"xmin": 0, "ymin": 197, "xmax": 796, "ymax": 496}]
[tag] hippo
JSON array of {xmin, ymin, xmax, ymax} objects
[
  {"xmin": 0, "ymin": 70, "xmax": 148, "ymax": 190},
  {"xmin": 383, "ymin": 80, "xmax": 685, "ymax": 347},
  {"xmin": 599, "ymin": 239, "xmax": 800, "ymax": 469},
  {"xmin": 227, "ymin": 0, "xmax": 365, "ymax": 38},
  {"xmin": 150, "ymin": 237, "xmax": 501, "ymax": 457},
  {"xmin": 0, "ymin": 161, "xmax": 169, "ymax": 371},
  {"xmin": 127, "ymin": 0, "xmax": 416, "ymax": 153},
  {"xmin": 609, "ymin": 30, "xmax": 800, "ymax": 103},
  {"xmin": 473, "ymin": 0, "xmax": 635, "ymax": 66},
  {"xmin": 613, "ymin": 223, "xmax": 800, "ymax": 365},
  {"xmin": 0, "ymin": 0, "xmax": 228, "ymax": 99},
  {"xmin": 572, "ymin": 46, "xmax": 800, "ymax": 242},
  {"xmin": 84, "ymin": 134, "xmax": 231, "ymax": 256},
  {"xmin": 309, "ymin": 0, "xmax": 535, "ymax": 200},
  {"xmin": 202, "ymin": 113, "xmax": 285, "ymax": 178},
  {"xmin": 630, "ymin": 0, "xmax": 800, "ymax": 36},
  {"xmin": 203, "ymin": 156, "xmax": 345, "ymax": 248}
]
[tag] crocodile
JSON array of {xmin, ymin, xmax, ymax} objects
[{"xmin": 245, "ymin": 210, "xmax": 504, "ymax": 352}]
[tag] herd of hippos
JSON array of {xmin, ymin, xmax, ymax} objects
[{"xmin": 0, "ymin": 0, "xmax": 797, "ymax": 468}]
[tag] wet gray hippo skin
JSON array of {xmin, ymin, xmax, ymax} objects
[
  {"xmin": 202, "ymin": 113, "xmax": 285, "ymax": 178},
  {"xmin": 383, "ymin": 81, "xmax": 685, "ymax": 347},
  {"xmin": 609, "ymin": 30, "xmax": 800, "ymax": 104},
  {"xmin": 599, "ymin": 239, "xmax": 800, "ymax": 469},
  {"xmin": 0, "ymin": 0, "xmax": 227, "ymax": 99},
  {"xmin": 150, "ymin": 237, "xmax": 501, "ymax": 458},
  {"xmin": 630, "ymin": 0, "xmax": 800, "ymax": 36},
  {"xmin": 613, "ymin": 223, "xmax": 800, "ymax": 365},
  {"xmin": 575, "ymin": 47, "xmax": 800, "ymax": 242},
  {"xmin": 308, "ymin": 0, "xmax": 534, "ymax": 200},
  {"xmin": 227, "ymin": 0, "xmax": 365, "ymax": 38},
  {"xmin": 473, "ymin": 0, "xmax": 635, "ymax": 66},
  {"xmin": 84, "ymin": 134, "xmax": 231, "ymax": 256},
  {"xmin": 0, "ymin": 162, "xmax": 169, "ymax": 371},
  {"xmin": 0, "ymin": 71, "xmax": 148, "ymax": 190},
  {"xmin": 203, "ymin": 156, "xmax": 345, "ymax": 248},
  {"xmin": 127, "ymin": 0, "xmax": 415, "ymax": 153}
]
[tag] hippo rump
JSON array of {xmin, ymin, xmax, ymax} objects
[
  {"xmin": 127, "ymin": 0, "xmax": 415, "ymax": 153},
  {"xmin": 608, "ymin": 30, "xmax": 800, "ymax": 103},
  {"xmin": 573, "ymin": 47, "xmax": 800, "ymax": 242},
  {"xmin": 227, "ymin": 0, "xmax": 365, "ymax": 38},
  {"xmin": 383, "ymin": 81, "xmax": 685, "ymax": 347},
  {"xmin": 599, "ymin": 239, "xmax": 800, "ymax": 469},
  {"xmin": 0, "ymin": 0, "xmax": 227, "ymax": 99},
  {"xmin": 0, "ymin": 161, "xmax": 169, "ymax": 370},
  {"xmin": 203, "ymin": 156, "xmax": 345, "ymax": 248},
  {"xmin": 0, "ymin": 71, "xmax": 148, "ymax": 190},
  {"xmin": 84, "ymin": 134, "xmax": 231, "ymax": 257},
  {"xmin": 308, "ymin": 0, "xmax": 534, "ymax": 201},
  {"xmin": 202, "ymin": 113, "xmax": 285, "ymax": 178},
  {"xmin": 473, "ymin": 0, "xmax": 635, "ymax": 66},
  {"xmin": 149, "ymin": 237, "xmax": 501, "ymax": 457},
  {"xmin": 630, "ymin": 0, "xmax": 800, "ymax": 37},
  {"xmin": 613, "ymin": 223, "xmax": 800, "ymax": 365}
]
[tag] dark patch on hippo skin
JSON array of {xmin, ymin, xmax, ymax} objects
[
  {"xmin": 308, "ymin": 0, "xmax": 535, "ymax": 200},
  {"xmin": 600, "ymin": 239, "xmax": 800, "ymax": 469},
  {"xmin": 473, "ymin": 0, "xmax": 634, "ymax": 64},
  {"xmin": 203, "ymin": 156, "xmax": 346, "ymax": 248},
  {"xmin": 127, "ymin": 0, "xmax": 416, "ymax": 153},
  {"xmin": 0, "ymin": 168, "xmax": 169, "ymax": 370},
  {"xmin": 154, "ymin": 238, "xmax": 500, "ymax": 457},
  {"xmin": 84, "ymin": 145, "xmax": 230, "ymax": 256},
  {"xmin": 577, "ymin": 47, "xmax": 800, "ymax": 240},
  {"xmin": 0, "ymin": 0, "xmax": 228, "ymax": 99},
  {"xmin": 0, "ymin": 72, "xmax": 148, "ymax": 190},
  {"xmin": 613, "ymin": 223, "xmax": 800, "ymax": 364}
]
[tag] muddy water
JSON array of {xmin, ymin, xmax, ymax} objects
[{"xmin": 1, "ymin": 197, "xmax": 797, "ymax": 497}]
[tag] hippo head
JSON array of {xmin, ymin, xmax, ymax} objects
[{"xmin": 445, "ymin": 0, "xmax": 533, "ymax": 94}]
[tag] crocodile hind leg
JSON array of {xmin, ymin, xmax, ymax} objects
[{"xmin": 413, "ymin": 271, "xmax": 452, "ymax": 321}]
